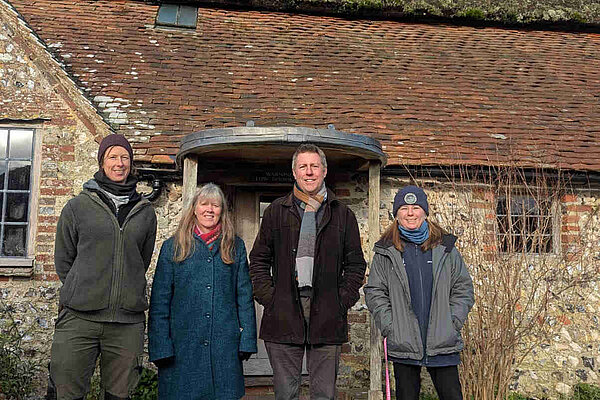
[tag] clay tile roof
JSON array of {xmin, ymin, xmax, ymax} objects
[{"xmin": 9, "ymin": 0, "xmax": 600, "ymax": 170}]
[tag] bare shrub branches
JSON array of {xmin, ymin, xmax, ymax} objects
[{"xmin": 404, "ymin": 163, "xmax": 599, "ymax": 399}]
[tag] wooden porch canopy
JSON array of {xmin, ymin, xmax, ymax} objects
[
  {"xmin": 177, "ymin": 125, "xmax": 386, "ymax": 206},
  {"xmin": 176, "ymin": 125, "xmax": 387, "ymax": 399},
  {"xmin": 177, "ymin": 124, "xmax": 385, "ymax": 169}
]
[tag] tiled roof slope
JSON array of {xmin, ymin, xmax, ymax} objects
[{"xmin": 9, "ymin": 0, "xmax": 600, "ymax": 170}]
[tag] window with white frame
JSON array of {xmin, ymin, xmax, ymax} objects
[
  {"xmin": 156, "ymin": 4, "xmax": 198, "ymax": 28},
  {"xmin": 496, "ymin": 195, "xmax": 554, "ymax": 253},
  {"xmin": 0, "ymin": 128, "xmax": 34, "ymax": 259}
]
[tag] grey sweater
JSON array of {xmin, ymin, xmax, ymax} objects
[{"xmin": 54, "ymin": 189, "xmax": 157, "ymax": 323}]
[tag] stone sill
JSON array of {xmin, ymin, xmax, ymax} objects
[{"xmin": 0, "ymin": 258, "xmax": 34, "ymax": 277}]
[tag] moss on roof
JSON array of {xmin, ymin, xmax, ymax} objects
[{"xmin": 199, "ymin": 0, "xmax": 600, "ymax": 25}]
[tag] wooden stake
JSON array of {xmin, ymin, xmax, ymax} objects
[
  {"xmin": 182, "ymin": 154, "xmax": 198, "ymax": 210},
  {"xmin": 368, "ymin": 160, "xmax": 383, "ymax": 400}
]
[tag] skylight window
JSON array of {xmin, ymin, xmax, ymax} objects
[{"xmin": 156, "ymin": 4, "xmax": 198, "ymax": 28}]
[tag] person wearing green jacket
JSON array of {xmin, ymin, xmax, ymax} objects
[
  {"xmin": 365, "ymin": 185, "xmax": 474, "ymax": 400},
  {"xmin": 49, "ymin": 134, "xmax": 157, "ymax": 400}
]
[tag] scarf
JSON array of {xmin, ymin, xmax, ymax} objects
[
  {"xmin": 94, "ymin": 170, "xmax": 139, "ymax": 198},
  {"xmin": 194, "ymin": 223, "xmax": 221, "ymax": 251},
  {"xmin": 399, "ymin": 220, "xmax": 430, "ymax": 245},
  {"xmin": 99, "ymin": 188, "xmax": 130, "ymax": 211},
  {"xmin": 293, "ymin": 183, "xmax": 327, "ymax": 288}
]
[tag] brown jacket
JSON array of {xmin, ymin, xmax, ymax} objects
[{"xmin": 249, "ymin": 189, "xmax": 366, "ymax": 345}]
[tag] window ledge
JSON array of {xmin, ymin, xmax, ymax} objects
[
  {"xmin": 152, "ymin": 24, "xmax": 198, "ymax": 32},
  {"xmin": 0, "ymin": 258, "xmax": 34, "ymax": 277}
]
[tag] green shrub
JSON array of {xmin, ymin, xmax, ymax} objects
[
  {"xmin": 0, "ymin": 302, "xmax": 41, "ymax": 400},
  {"xmin": 84, "ymin": 367, "xmax": 157, "ymax": 400},
  {"xmin": 131, "ymin": 368, "xmax": 158, "ymax": 400},
  {"xmin": 458, "ymin": 7, "xmax": 486, "ymax": 20},
  {"xmin": 573, "ymin": 384, "xmax": 600, "ymax": 400},
  {"xmin": 83, "ymin": 371, "xmax": 102, "ymax": 400},
  {"xmin": 419, "ymin": 392, "xmax": 439, "ymax": 400},
  {"xmin": 507, "ymin": 392, "xmax": 530, "ymax": 400}
]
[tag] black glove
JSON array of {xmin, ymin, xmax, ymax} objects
[
  {"xmin": 153, "ymin": 356, "xmax": 175, "ymax": 369},
  {"xmin": 238, "ymin": 352, "xmax": 253, "ymax": 361}
]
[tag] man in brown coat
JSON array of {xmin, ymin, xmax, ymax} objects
[{"xmin": 249, "ymin": 144, "xmax": 366, "ymax": 400}]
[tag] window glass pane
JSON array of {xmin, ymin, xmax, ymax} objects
[
  {"xmin": 0, "ymin": 130, "xmax": 7, "ymax": 159},
  {"xmin": 497, "ymin": 194, "xmax": 553, "ymax": 253},
  {"xmin": 2, "ymin": 225, "xmax": 27, "ymax": 257},
  {"xmin": 496, "ymin": 199, "xmax": 507, "ymax": 217},
  {"xmin": 9, "ymin": 129, "xmax": 33, "ymax": 159},
  {"xmin": 5, "ymin": 193, "xmax": 29, "ymax": 222},
  {"xmin": 157, "ymin": 4, "xmax": 178, "ymax": 24},
  {"xmin": 259, "ymin": 194, "xmax": 281, "ymax": 225},
  {"xmin": 178, "ymin": 5, "xmax": 198, "ymax": 27},
  {"xmin": 8, "ymin": 161, "xmax": 31, "ymax": 190},
  {"xmin": 0, "ymin": 161, "xmax": 6, "ymax": 190}
]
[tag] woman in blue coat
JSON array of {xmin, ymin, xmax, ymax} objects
[{"xmin": 149, "ymin": 183, "xmax": 257, "ymax": 400}]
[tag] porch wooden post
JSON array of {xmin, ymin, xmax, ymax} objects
[
  {"xmin": 182, "ymin": 154, "xmax": 198, "ymax": 210},
  {"xmin": 368, "ymin": 160, "xmax": 382, "ymax": 400}
]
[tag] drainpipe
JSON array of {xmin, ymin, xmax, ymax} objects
[{"xmin": 143, "ymin": 178, "xmax": 164, "ymax": 202}]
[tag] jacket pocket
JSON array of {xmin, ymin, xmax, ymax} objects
[
  {"xmin": 263, "ymin": 287, "xmax": 277, "ymax": 314},
  {"xmin": 54, "ymin": 308, "xmax": 70, "ymax": 328},
  {"xmin": 433, "ymin": 315, "xmax": 461, "ymax": 350},
  {"xmin": 121, "ymin": 260, "xmax": 149, "ymax": 312},
  {"xmin": 59, "ymin": 271, "xmax": 78, "ymax": 306},
  {"xmin": 388, "ymin": 327, "xmax": 420, "ymax": 355},
  {"xmin": 452, "ymin": 316, "xmax": 461, "ymax": 331},
  {"xmin": 336, "ymin": 288, "xmax": 346, "ymax": 315}
]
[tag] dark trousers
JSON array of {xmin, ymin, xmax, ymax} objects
[
  {"xmin": 264, "ymin": 296, "xmax": 341, "ymax": 400},
  {"xmin": 393, "ymin": 363, "xmax": 463, "ymax": 400},
  {"xmin": 49, "ymin": 310, "xmax": 144, "ymax": 400}
]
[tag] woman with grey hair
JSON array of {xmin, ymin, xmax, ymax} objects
[{"xmin": 149, "ymin": 183, "xmax": 257, "ymax": 400}]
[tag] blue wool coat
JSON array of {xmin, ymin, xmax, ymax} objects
[{"xmin": 148, "ymin": 235, "xmax": 257, "ymax": 400}]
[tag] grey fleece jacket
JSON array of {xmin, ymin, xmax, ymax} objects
[
  {"xmin": 364, "ymin": 234, "xmax": 474, "ymax": 360},
  {"xmin": 54, "ymin": 187, "xmax": 157, "ymax": 323}
]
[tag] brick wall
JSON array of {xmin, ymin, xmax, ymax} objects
[{"xmin": 0, "ymin": 3, "xmax": 111, "ymax": 392}]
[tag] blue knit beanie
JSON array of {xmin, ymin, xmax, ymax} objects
[{"xmin": 393, "ymin": 185, "xmax": 429, "ymax": 216}]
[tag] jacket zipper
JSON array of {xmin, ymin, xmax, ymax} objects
[
  {"xmin": 425, "ymin": 250, "xmax": 449, "ymax": 360},
  {"xmin": 111, "ymin": 225, "xmax": 125, "ymax": 320},
  {"xmin": 289, "ymin": 205, "xmax": 308, "ymax": 343},
  {"xmin": 87, "ymin": 192, "xmax": 149, "ymax": 321},
  {"xmin": 416, "ymin": 244, "xmax": 428, "ymax": 364},
  {"xmin": 112, "ymin": 201, "xmax": 149, "ymax": 320}
]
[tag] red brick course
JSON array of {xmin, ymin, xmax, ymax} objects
[
  {"xmin": 40, "ymin": 187, "xmax": 72, "ymax": 196},
  {"xmin": 564, "ymin": 204, "xmax": 593, "ymax": 213},
  {"xmin": 34, "ymin": 273, "xmax": 60, "ymax": 281},
  {"xmin": 562, "ymin": 215, "xmax": 580, "ymax": 224},
  {"xmin": 561, "ymin": 194, "xmax": 578, "ymax": 203}
]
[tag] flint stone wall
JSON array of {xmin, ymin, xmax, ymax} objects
[{"xmin": 2, "ymin": 172, "xmax": 600, "ymax": 398}]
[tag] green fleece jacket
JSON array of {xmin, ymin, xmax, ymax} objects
[{"xmin": 54, "ymin": 189, "xmax": 157, "ymax": 323}]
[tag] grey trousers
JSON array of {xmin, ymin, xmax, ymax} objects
[
  {"xmin": 49, "ymin": 310, "xmax": 144, "ymax": 400},
  {"xmin": 265, "ymin": 296, "xmax": 342, "ymax": 400}
]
